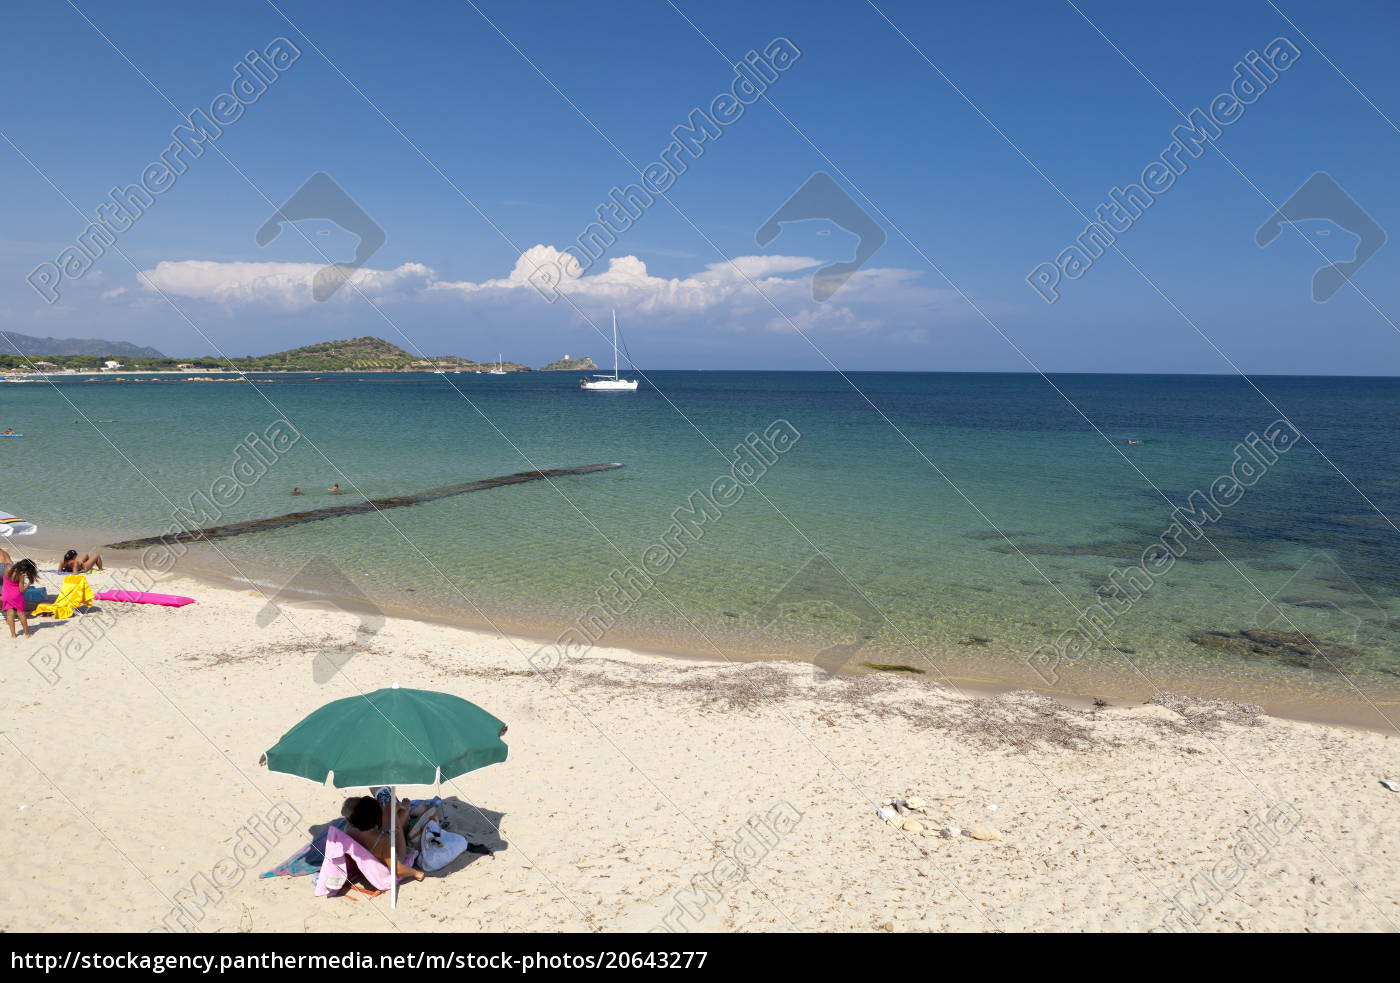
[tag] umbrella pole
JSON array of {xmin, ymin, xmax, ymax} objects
[{"xmin": 389, "ymin": 785, "xmax": 398, "ymax": 909}]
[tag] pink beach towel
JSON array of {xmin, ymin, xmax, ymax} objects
[
  {"xmin": 313, "ymin": 826, "xmax": 417, "ymax": 897},
  {"xmin": 92, "ymin": 590, "xmax": 195, "ymax": 607}
]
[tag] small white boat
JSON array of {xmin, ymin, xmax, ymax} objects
[
  {"xmin": 487, "ymin": 354, "xmax": 507, "ymax": 375},
  {"xmin": 581, "ymin": 311, "xmax": 638, "ymax": 391}
]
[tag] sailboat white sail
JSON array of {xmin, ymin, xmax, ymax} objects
[
  {"xmin": 580, "ymin": 310, "xmax": 638, "ymax": 391},
  {"xmin": 487, "ymin": 353, "xmax": 507, "ymax": 375}
]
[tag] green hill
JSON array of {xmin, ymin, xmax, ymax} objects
[
  {"xmin": 220, "ymin": 336, "xmax": 529, "ymax": 372},
  {"xmin": 242, "ymin": 336, "xmax": 416, "ymax": 370}
]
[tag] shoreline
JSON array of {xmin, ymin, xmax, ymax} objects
[
  {"xmin": 51, "ymin": 538, "xmax": 1400, "ymax": 734},
  {"xmin": 2, "ymin": 548, "xmax": 1397, "ymax": 932},
  {"xmin": 1, "ymin": 369, "xmax": 545, "ymax": 379}
]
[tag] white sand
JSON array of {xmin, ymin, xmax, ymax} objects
[{"xmin": 0, "ymin": 557, "xmax": 1396, "ymax": 933}]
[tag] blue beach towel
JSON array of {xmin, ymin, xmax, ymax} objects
[{"xmin": 262, "ymin": 819, "xmax": 347, "ymax": 878}]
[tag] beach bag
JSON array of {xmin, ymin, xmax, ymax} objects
[
  {"xmin": 417, "ymin": 820, "xmax": 469, "ymax": 872},
  {"xmin": 23, "ymin": 585, "xmax": 46, "ymax": 612}
]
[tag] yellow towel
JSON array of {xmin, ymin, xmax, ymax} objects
[{"xmin": 33, "ymin": 575, "xmax": 95, "ymax": 619}]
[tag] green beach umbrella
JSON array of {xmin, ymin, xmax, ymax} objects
[
  {"xmin": 263, "ymin": 685, "xmax": 509, "ymax": 786},
  {"xmin": 261, "ymin": 685, "xmax": 508, "ymax": 906}
]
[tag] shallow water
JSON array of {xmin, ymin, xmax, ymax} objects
[{"xmin": 4, "ymin": 369, "xmax": 1398, "ymax": 715}]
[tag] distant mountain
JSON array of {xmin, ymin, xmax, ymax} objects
[
  {"xmin": 0, "ymin": 331, "xmax": 164, "ymax": 358},
  {"xmin": 223, "ymin": 336, "xmax": 532, "ymax": 372},
  {"xmin": 0, "ymin": 333, "xmax": 554, "ymax": 374}
]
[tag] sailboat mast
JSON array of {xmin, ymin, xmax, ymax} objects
[{"xmin": 612, "ymin": 309, "xmax": 619, "ymax": 379}]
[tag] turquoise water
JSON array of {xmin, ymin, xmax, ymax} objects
[{"xmin": 4, "ymin": 370, "xmax": 1398, "ymax": 712}]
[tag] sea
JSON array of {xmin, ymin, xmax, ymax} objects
[{"xmin": 4, "ymin": 369, "xmax": 1398, "ymax": 723}]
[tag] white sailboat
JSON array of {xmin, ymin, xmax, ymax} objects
[
  {"xmin": 580, "ymin": 310, "xmax": 638, "ymax": 391},
  {"xmin": 487, "ymin": 353, "xmax": 507, "ymax": 375}
]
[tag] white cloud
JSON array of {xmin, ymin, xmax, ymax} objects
[
  {"xmin": 430, "ymin": 246, "xmax": 827, "ymax": 314},
  {"xmin": 133, "ymin": 247, "xmax": 961, "ymax": 330},
  {"xmin": 765, "ymin": 306, "xmax": 883, "ymax": 337},
  {"xmin": 137, "ymin": 260, "xmax": 433, "ymax": 310},
  {"xmin": 693, "ymin": 255, "xmax": 823, "ymax": 282}
]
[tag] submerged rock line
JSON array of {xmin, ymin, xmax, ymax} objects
[{"xmin": 105, "ymin": 463, "xmax": 624, "ymax": 549}]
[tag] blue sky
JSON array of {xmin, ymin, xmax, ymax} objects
[{"xmin": 2, "ymin": 0, "xmax": 1398, "ymax": 373}]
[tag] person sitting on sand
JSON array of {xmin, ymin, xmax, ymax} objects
[
  {"xmin": 328, "ymin": 484, "xmax": 342, "ymax": 494},
  {"xmin": 342, "ymin": 795, "xmax": 424, "ymax": 882},
  {"xmin": 4, "ymin": 558, "xmax": 38, "ymax": 639},
  {"xmin": 341, "ymin": 794, "xmax": 437, "ymax": 835},
  {"xmin": 58, "ymin": 549, "xmax": 103, "ymax": 573}
]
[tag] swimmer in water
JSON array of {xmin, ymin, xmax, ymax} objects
[
  {"xmin": 329, "ymin": 483, "xmax": 342, "ymax": 494},
  {"xmin": 292, "ymin": 487, "xmax": 303, "ymax": 495}
]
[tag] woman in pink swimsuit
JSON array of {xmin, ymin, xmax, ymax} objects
[{"xmin": 3, "ymin": 558, "xmax": 38, "ymax": 639}]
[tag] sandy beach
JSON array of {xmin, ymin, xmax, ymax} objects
[
  {"xmin": 9, "ymin": 0, "xmax": 1400, "ymax": 946},
  {"xmin": 0, "ymin": 553, "xmax": 1395, "ymax": 934}
]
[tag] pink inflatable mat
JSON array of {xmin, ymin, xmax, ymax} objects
[{"xmin": 93, "ymin": 590, "xmax": 196, "ymax": 607}]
